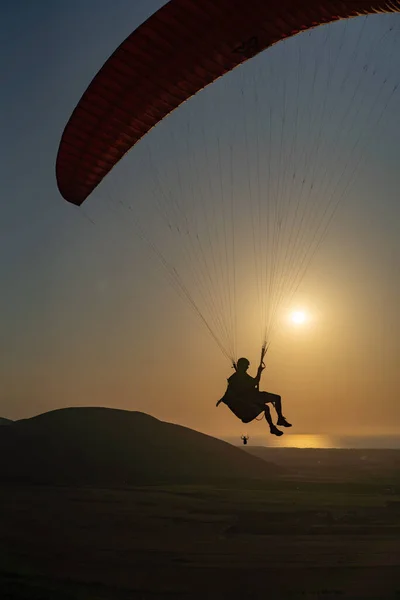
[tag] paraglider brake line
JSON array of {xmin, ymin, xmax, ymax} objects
[
  {"xmin": 255, "ymin": 342, "xmax": 267, "ymax": 417},
  {"xmin": 255, "ymin": 342, "xmax": 268, "ymax": 392},
  {"xmin": 260, "ymin": 342, "xmax": 268, "ymax": 362}
]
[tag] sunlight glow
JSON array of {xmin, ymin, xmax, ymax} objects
[
  {"xmin": 267, "ymin": 434, "xmax": 333, "ymax": 448},
  {"xmin": 291, "ymin": 311, "xmax": 306, "ymax": 325}
]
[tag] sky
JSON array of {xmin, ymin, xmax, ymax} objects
[{"xmin": 1, "ymin": 1, "xmax": 400, "ymax": 444}]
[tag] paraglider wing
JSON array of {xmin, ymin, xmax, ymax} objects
[{"xmin": 56, "ymin": 0, "xmax": 400, "ymax": 206}]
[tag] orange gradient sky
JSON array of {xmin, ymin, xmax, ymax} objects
[{"xmin": 1, "ymin": 1, "xmax": 399, "ymax": 444}]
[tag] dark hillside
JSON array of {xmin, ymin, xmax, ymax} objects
[{"xmin": 0, "ymin": 407, "xmax": 280, "ymax": 486}]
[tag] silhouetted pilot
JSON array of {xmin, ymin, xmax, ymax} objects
[{"xmin": 217, "ymin": 357, "xmax": 292, "ymax": 436}]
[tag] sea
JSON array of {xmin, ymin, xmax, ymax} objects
[{"xmin": 225, "ymin": 434, "xmax": 400, "ymax": 449}]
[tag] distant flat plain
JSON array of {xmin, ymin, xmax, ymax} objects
[{"xmin": 1, "ymin": 448, "xmax": 400, "ymax": 599}]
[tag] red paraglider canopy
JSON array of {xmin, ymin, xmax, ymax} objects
[{"xmin": 56, "ymin": 0, "xmax": 400, "ymax": 206}]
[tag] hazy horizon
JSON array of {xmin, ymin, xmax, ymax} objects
[
  {"xmin": 225, "ymin": 433, "xmax": 400, "ymax": 449},
  {"xmin": 2, "ymin": 406, "xmax": 399, "ymax": 450}
]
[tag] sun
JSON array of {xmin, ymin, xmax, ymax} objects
[{"xmin": 291, "ymin": 310, "xmax": 306, "ymax": 325}]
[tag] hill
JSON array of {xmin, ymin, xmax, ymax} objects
[
  {"xmin": 0, "ymin": 417, "xmax": 12, "ymax": 426},
  {"xmin": 0, "ymin": 407, "xmax": 280, "ymax": 486}
]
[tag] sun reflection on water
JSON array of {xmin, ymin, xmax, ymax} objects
[
  {"xmin": 266, "ymin": 434, "xmax": 334, "ymax": 448},
  {"xmin": 232, "ymin": 434, "xmax": 400, "ymax": 449}
]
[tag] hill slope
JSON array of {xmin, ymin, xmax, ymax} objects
[{"xmin": 0, "ymin": 407, "xmax": 279, "ymax": 485}]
